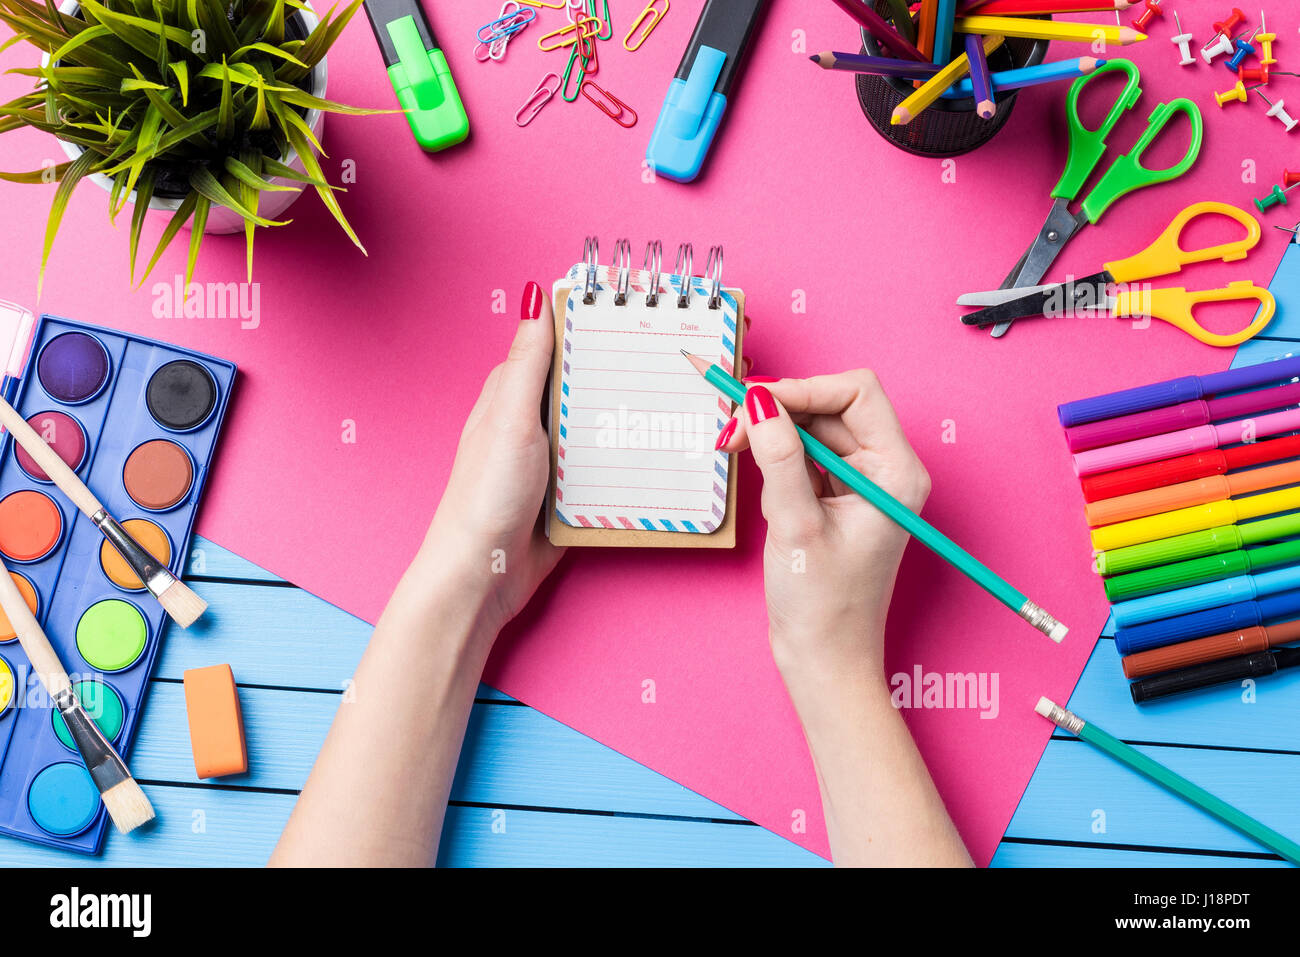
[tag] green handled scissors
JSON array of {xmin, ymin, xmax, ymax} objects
[{"xmin": 987, "ymin": 59, "xmax": 1204, "ymax": 338}]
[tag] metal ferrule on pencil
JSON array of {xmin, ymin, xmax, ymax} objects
[
  {"xmin": 53, "ymin": 687, "xmax": 130, "ymax": 792},
  {"xmin": 1037, "ymin": 699, "xmax": 1084, "ymax": 736},
  {"xmin": 92, "ymin": 511, "xmax": 177, "ymax": 598}
]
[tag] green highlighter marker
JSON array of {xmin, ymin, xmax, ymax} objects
[{"xmin": 364, "ymin": 0, "xmax": 468, "ymax": 151}]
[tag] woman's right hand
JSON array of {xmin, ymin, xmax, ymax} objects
[{"xmin": 717, "ymin": 371, "xmax": 931, "ymax": 686}]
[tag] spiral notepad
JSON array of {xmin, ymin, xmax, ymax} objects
[{"xmin": 547, "ymin": 238, "xmax": 745, "ymax": 548}]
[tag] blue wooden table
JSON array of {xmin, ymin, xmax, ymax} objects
[{"xmin": 6, "ymin": 255, "xmax": 1300, "ymax": 867}]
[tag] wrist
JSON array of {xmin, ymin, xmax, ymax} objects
[
  {"xmin": 771, "ymin": 627, "xmax": 891, "ymax": 705},
  {"xmin": 395, "ymin": 531, "xmax": 507, "ymax": 649}
]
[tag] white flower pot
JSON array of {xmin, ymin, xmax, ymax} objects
[{"xmin": 46, "ymin": 0, "xmax": 327, "ymax": 235}]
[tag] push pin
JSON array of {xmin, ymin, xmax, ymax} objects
[
  {"xmin": 1214, "ymin": 79, "xmax": 1255, "ymax": 106},
  {"xmin": 1204, "ymin": 7, "xmax": 1246, "ymax": 50},
  {"xmin": 1283, "ymin": 169, "xmax": 1300, "ymax": 188},
  {"xmin": 1239, "ymin": 64, "xmax": 1270, "ymax": 85},
  {"xmin": 1171, "ymin": 11, "xmax": 1196, "ymax": 65},
  {"xmin": 1256, "ymin": 89, "xmax": 1298, "ymax": 131},
  {"xmin": 1132, "ymin": 0, "xmax": 1163, "ymax": 31},
  {"xmin": 1225, "ymin": 27, "xmax": 1260, "ymax": 71},
  {"xmin": 1203, "ymin": 32, "xmax": 1236, "ymax": 63},
  {"xmin": 1257, "ymin": 11, "xmax": 1276, "ymax": 66},
  {"xmin": 1255, "ymin": 182, "xmax": 1300, "ymax": 212}
]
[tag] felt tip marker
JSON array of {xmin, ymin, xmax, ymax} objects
[
  {"xmin": 1095, "ymin": 510, "xmax": 1300, "ymax": 577},
  {"xmin": 1079, "ymin": 433, "xmax": 1300, "ymax": 503},
  {"xmin": 1122, "ymin": 616, "xmax": 1300, "ymax": 678},
  {"xmin": 1130, "ymin": 646, "xmax": 1300, "ymax": 702}
]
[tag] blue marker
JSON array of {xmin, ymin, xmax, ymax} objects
[{"xmin": 646, "ymin": 0, "xmax": 767, "ymax": 183}]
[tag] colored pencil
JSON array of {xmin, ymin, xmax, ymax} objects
[
  {"xmin": 1095, "ymin": 511, "xmax": 1300, "ymax": 577},
  {"xmin": 893, "ymin": 34, "xmax": 1004, "ymax": 124},
  {"xmin": 828, "ymin": 0, "xmax": 930, "ymax": 61},
  {"xmin": 1080, "ymin": 433, "xmax": 1300, "ymax": 504},
  {"xmin": 808, "ymin": 50, "xmax": 943, "ymax": 79},
  {"xmin": 1065, "ymin": 380, "xmax": 1300, "ymax": 454},
  {"xmin": 1104, "ymin": 539, "xmax": 1300, "ymax": 603},
  {"xmin": 1090, "ymin": 486, "xmax": 1300, "ymax": 553},
  {"xmin": 1035, "ymin": 697, "xmax": 1300, "ymax": 865},
  {"xmin": 1114, "ymin": 588, "xmax": 1300, "ymax": 655},
  {"xmin": 884, "ymin": 0, "xmax": 917, "ymax": 44},
  {"xmin": 681, "ymin": 351, "xmax": 1068, "ymax": 642},
  {"xmin": 965, "ymin": 0, "xmax": 1135, "ymax": 13},
  {"xmin": 964, "ymin": 31, "xmax": 995, "ymax": 117},
  {"xmin": 933, "ymin": 0, "xmax": 958, "ymax": 64},
  {"xmin": 1122, "ymin": 617, "xmax": 1300, "ymax": 678},
  {"xmin": 1085, "ymin": 459, "xmax": 1300, "ymax": 529},
  {"xmin": 943, "ymin": 55, "xmax": 1102, "ymax": 96},
  {"xmin": 917, "ymin": 0, "xmax": 939, "ymax": 59},
  {"xmin": 1073, "ymin": 408, "xmax": 1300, "ymax": 477},
  {"xmin": 1130, "ymin": 646, "xmax": 1300, "ymax": 703},
  {"xmin": 955, "ymin": 15, "xmax": 1145, "ymax": 45},
  {"xmin": 1113, "ymin": 564, "xmax": 1300, "ymax": 629}
]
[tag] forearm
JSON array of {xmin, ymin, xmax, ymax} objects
[
  {"xmin": 270, "ymin": 543, "xmax": 498, "ymax": 867},
  {"xmin": 781, "ymin": 651, "xmax": 973, "ymax": 868}
]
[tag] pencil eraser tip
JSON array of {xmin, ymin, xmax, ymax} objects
[
  {"xmin": 1049, "ymin": 621, "xmax": 1068, "ymax": 643},
  {"xmin": 1034, "ymin": 696, "xmax": 1056, "ymax": 718}
]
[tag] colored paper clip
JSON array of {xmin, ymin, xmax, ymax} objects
[
  {"xmin": 624, "ymin": 0, "xmax": 668, "ymax": 52},
  {"xmin": 538, "ymin": 16, "xmax": 601, "ymax": 51},
  {"xmin": 566, "ymin": 0, "xmax": 587, "ymax": 23},
  {"xmin": 582, "ymin": 38, "xmax": 599, "ymax": 75},
  {"xmin": 561, "ymin": 46, "xmax": 586, "ymax": 100},
  {"xmin": 588, "ymin": 0, "xmax": 613, "ymax": 40},
  {"xmin": 477, "ymin": 6, "xmax": 533, "ymax": 44},
  {"xmin": 518, "ymin": 0, "xmax": 565, "ymax": 7},
  {"xmin": 582, "ymin": 80, "xmax": 637, "ymax": 127},
  {"xmin": 516, "ymin": 71, "xmax": 561, "ymax": 126},
  {"xmin": 575, "ymin": 19, "xmax": 599, "ymax": 60}
]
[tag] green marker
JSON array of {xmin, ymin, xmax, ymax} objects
[
  {"xmin": 1103, "ymin": 538, "xmax": 1300, "ymax": 602},
  {"xmin": 364, "ymin": 0, "xmax": 468, "ymax": 152},
  {"xmin": 1095, "ymin": 510, "xmax": 1300, "ymax": 577}
]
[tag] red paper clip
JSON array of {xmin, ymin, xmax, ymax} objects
[
  {"xmin": 582, "ymin": 36, "xmax": 599, "ymax": 75},
  {"xmin": 516, "ymin": 72, "xmax": 562, "ymax": 126},
  {"xmin": 582, "ymin": 81, "xmax": 637, "ymax": 127}
]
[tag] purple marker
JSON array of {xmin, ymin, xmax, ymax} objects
[
  {"xmin": 1058, "ymin": 355, "xmax": 1300, "ymax": 428},
  {"xmin": 1065, "ymin": 380, "xmax": 1300, "ymax": 452}
]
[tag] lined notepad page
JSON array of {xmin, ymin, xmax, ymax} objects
[{"xmin": 554, "ymin": 265, "xmax": 737, "ymax": 533}]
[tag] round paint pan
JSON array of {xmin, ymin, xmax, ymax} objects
[
  {"xmin": 100, "ymin": 519, "xmax": 171, "ymax": 591},
  {"xmin": 27, "ymin": 762, "xmax": 100, "ymax": 835},
  {"xmin": 147, "ymin": 359, "xmax": 218, "ymax": 432},
  {"xmin": 122, "ymin": 439, "xmax": 195, "ymax": 512},
  {"xmin": 14, "ymin": 410, "xmax": 87, "ymax": 483},
  {"xmin": 75, "ymin": 599, "xmax": 149, "ymax": 673},
  {"xmin": 0, "ymin": 489, "xmax": 64, "ymax": 563},
  {"xmin": 0, "ymin": 572, "xmax": 39, "ymax": 642},
  {"xmin": 52, "ymin": 679, "xmax": 125, "ymax": 751},
  {"xmin": 36, "ymin": 332, "xmax": 110, "ymax": 405},
  {"xmin": 0, "ymin": 654, "xmax": 13, "ymax": 717}
]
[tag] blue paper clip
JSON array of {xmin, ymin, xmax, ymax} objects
[{"xmin": 477, "ymin": 7, "xmax": 535, "ymax": 44}]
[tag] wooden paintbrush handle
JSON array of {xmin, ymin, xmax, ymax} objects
[
  {"xmin": 0, "ymin": 556, "xmax": 71, "ymax": 698},
  {"xmin": 0, "ymin": 396, "xmax": 103, "ymax": 517}
]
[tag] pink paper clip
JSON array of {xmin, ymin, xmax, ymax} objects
[
  {"xmin": 582, "ymin": 81, "xmax": 637, "ymax": 127},
  {"xmin": 516, "ymin": 72, "xmax": 562, "ymax": 127},
  {"xmin": 566, "ymin": 0, "xmax": 587, "ymax": 23}
]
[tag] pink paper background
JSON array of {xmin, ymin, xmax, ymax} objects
[{"xmin": 1, "ymin": 1, "xmax": 1293, "ymax": 864}]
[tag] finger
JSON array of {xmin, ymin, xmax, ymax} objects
[
  {"xmin": 741, "ymin": 354, "xmax": 753, "ymax": 376},
  {"xmin": 743, "ymin": 386, "xmax": 822, "ymax": 538},
  {"xmin": 758, "ymin": 370, "xmax": 913, "ymax": 459},
  {"xmin": 464, "ymin": 364, "xmax": 504, "ymax": 434},
  {"xmin": 491, "ymin": 281, "xmax": 556, "ymax": 423},
  {"xmin": 718, "ymin": 407, "xmax": 857, "ymax": 459}
]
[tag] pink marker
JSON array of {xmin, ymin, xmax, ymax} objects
[
  {"xmin": 1073, "ymin": 407, "xmax": 1300, "ymax": 476},
  {"xmin": 1065, "ymin": 381, "xmax": 1300, "ymax": 453}
]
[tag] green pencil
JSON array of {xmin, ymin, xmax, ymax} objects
[
  {"xmin": 1035, "ymin": 697, "xmax": 1300, "ymax": 865},
  {"xmin": 682, "ymin": 351, "xmax": 1067, "ymax": 642}
]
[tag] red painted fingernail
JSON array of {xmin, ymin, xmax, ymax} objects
[
  {"xmin": 742, "ymin": 375, "xmax": 780, "ymax": 384},
  {"xmin": 745, "ymin": 385, "xmax": 778, "ymax": 424},
  {"xmin": 522, "ymin": 281, "xmax": 543, "ymax": 320},
  {"xmin": 715, "ymin": 416, "xmax": 738, "ymax": 450}
]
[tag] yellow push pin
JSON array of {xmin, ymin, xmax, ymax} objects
[
  {"xmin": 1215, "ymin": 80, "xmax": 1251, "ymax": 107},
  {"xmin": 1259, "ymin": 11, "xmax": 1277, "ymax": 67}
]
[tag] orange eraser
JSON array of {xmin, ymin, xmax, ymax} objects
[{"xmin": 182, "ymin": 664, "xmax": 247, "ymax": 779}]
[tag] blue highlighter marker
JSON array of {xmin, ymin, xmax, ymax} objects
[{"xmin": 646, "ymin": 0, "xmax": 767, "ymax": 183}]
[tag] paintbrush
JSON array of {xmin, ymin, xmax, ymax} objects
[
  {"xmin": 0, "ymin": 396, "xmax": 206, "ymax": 627},
  {"xmin": 0, "ymin": 557, "xmax": 154, "ymax": 833}
]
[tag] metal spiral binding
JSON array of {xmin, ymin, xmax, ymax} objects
[
  {"xmin": 644, "ymin": 240, "xmax": 663, "ymax": 308},
  {"xmin": 674, "ymin": 243, "xmax": 693, "ymax": 309},
  {"xmin": 581, "ymin": 235, "xmax": 599, "ymax": 304},
  {"xmin": 613, "ymin": 238, "xmax": 632, "ymax": 306},
  {"xmin": 705, "ymin": 245, "xmax": 724, "ymax": 310}
]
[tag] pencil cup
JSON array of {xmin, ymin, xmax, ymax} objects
[{"xmin": 856, "ymin": 5, "xmax": 1050, "ymax": 157}]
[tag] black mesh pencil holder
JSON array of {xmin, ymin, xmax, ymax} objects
[{"xmin": 856, "ymin": 4, "xmax": 1050, "ymax": 157}]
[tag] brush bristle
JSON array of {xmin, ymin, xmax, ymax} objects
[
  {"xmin": 157, "ymin": 579, "xmax": 207, "ymax": 628},
  {"xmin": 101, "ymin": 777, "xmax": 155, "ymax": 834}
]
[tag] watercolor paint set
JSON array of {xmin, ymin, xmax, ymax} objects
[{"xmin": 0, "ymin": 305, "xmax": 234, "ymax": 853}]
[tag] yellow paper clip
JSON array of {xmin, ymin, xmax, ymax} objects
[
  {"xmin": 518, "ymin": 0, "xmax": 566, "ymax": 7},
  {"xmin": 582, "ymin": 81, "xmax": 637, "ymax": 128},
  {"xmin": 539, "ymin": 15, "xmax": 601, "ymax": 51},
  {"xmin": 624, "ymin": 0, "xmax": 669, "ymax": 52}
]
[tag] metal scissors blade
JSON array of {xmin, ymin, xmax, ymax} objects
[
  {"xmin": 963, "ymin": 272, "xmax": 1112, "ymax": 326},
  {"xmin": 957, "ymin": 281, "xmax": 1066, "ymax": 308},
  {"xmin": 989, "ymin": 198, "xmax": 1088, "ymax": 337}
]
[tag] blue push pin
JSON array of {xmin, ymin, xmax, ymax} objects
[{"xmin": 1225, "ymin": 26, "xmax": 1260, "ymax": 71}]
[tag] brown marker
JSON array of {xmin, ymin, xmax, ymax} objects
[{"xmin": 1122, "ymin": 617, "xmax": 1300, "ymax": 678}]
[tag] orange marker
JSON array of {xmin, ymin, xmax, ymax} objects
[
  {"xmin": 183, "ymin": 664, "xmax": 248, "ymax": 779},
  {"xmin": 1086, "ymin": 458, "xmax": 1300, "ymax": 527}
]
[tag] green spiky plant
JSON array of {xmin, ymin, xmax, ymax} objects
[{"xmin": 0, "ymin": 0, "xmax": 384, "ymax": 291}]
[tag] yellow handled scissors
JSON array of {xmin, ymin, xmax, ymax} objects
[{"xmin": 958, "ymin": 202, "xmax": 1276, "ymax": 347}]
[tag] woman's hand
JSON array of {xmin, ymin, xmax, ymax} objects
[
  {"xmin": 717, "ymin": 371, "xmax": 931, "ymax": 686},
  {"xmin": 421, "ymin": 281, "xmax": 566, "ymax": 638}
]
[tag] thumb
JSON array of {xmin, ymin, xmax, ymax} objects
[
  {"xmin": 743, "ymin": 385, "xmax": 823, "ymax": 540},
  {"xmin": 492, "ymin": 281, "xmax": 556, "ymax": 421}
]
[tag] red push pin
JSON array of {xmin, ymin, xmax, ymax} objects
[
  {"xmin": 1240, "ymin": 64, "xmax": 1271, "ymax": 84},
  {"xmin": 1284, "ymin": 169, "xmax": 1300, "ymax": 188},
  {"xmin": 1210, "ymin": 6, "xmax": 1247, "ymax": 43},
  {"xmin": 1133, "ymin": 0, "xmax": 1164, "ymax": 31}
]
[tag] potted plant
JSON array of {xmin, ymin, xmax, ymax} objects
[{"xmin": 0, "ymin": 0, "xmax": 384, "ymax": 288}]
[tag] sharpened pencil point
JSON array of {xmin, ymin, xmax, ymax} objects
[
  {"xmin": 891, "ymin": 107, "xmax": 911, "ymax": 125},
  {"xmin": 977, "ymin": 99, "xmax": 996, "ymax": 119}
]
